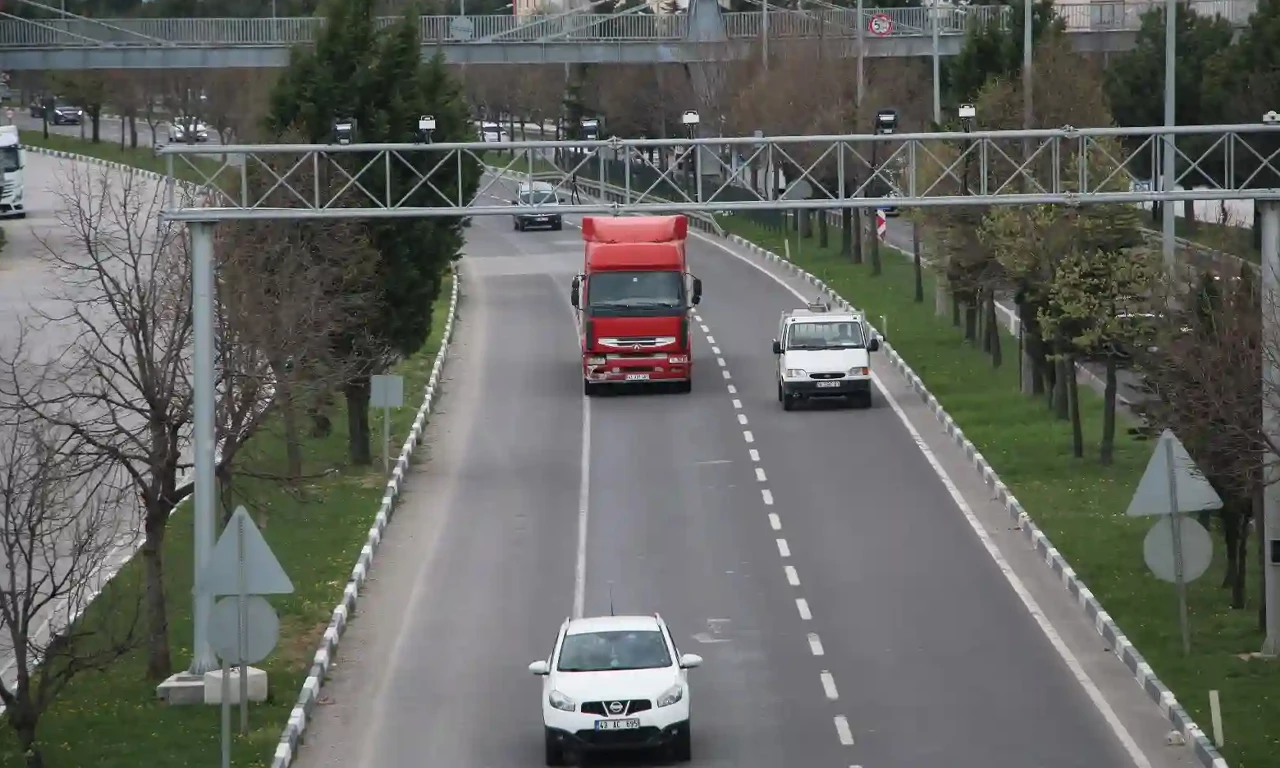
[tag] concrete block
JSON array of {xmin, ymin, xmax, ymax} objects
[
  {"xmin": 156, "ymin": 672, "xmax": 207, "ymax": 705},
  {"xmin": 204, "ymin": 666, "xmax": 269, "ymax": 705}
]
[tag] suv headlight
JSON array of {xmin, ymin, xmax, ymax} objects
[
  {"xmin": 548, "ymin": 690, "xmax": 575, "ymax": 712},
  {"xmin": 656, "ymin": 683, "xmax": 684, "ymax": 708},
  {"xmin": 784, "ymin": 369, "xmax": 807, "ymax": 378},
  {"xmin": 847, "ymin": 366, "xmax": 869, "ymax": 377}
]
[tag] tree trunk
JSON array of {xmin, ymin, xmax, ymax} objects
[
  {"xmin": 345, "ymin": 377, "xmax": 373, "ymax": 466},
  {"xmin": 1183, "ymin": 199, "xmax": 1197, "ymax": 234},
  {"xmin": 141, "ymin": 509, "xmax": 171, "ymax": 680},
  {"xmin": 979, "ymin": 292, "xmax": 990, "ymax": 352},
  {"xmin": 1068, "ymin": 358, "xmax": 1084, "ymax": 458},
  {"xmin": 1053, "ymin": 355, "xmax": 1070, "ymax": 420},
  {"xmin": 799, "ymin": 210, "xmax": 811, "ymax": 239},
  {"xmin": 852, "ymin": 211, "xmax": 864, "ymax": 264},
  {"xmin": 912, "ymin": 221, "xmax": 924, "ymax": 303},
  {"xmin": 129, "ymin": 113, "xmax": 138, "ymax": 149},
  {"xmin": 840, "ymin": 207, "xmax": 852, "ymax": 259},
  {"xmin": 963, "ymin": 299, "xmax": 977, "ymax": 342},
  {"xmin": 282, "ymin": 387, "xmax": 304, "ymax": 482},
  {"xmin": 12, "ymin": 705, "xmax": 42, "ymax": 768},
  {"xmin": 1101, "ymin": 356, "xmax": 1117, "ymax": 465},
  {"xmin": 818, "ymin": 210, "xmax": 829, "ymax": 248},
  {"xmin": 987, "ymin": 295, "xmax": 1002, "ymax": 367},
  {"xmin": 870, "ymin": 225, "xmax": 881, "ymax": 276}
]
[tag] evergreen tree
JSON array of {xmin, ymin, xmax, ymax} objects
[
  {"xmin": 942, "ymin": 0, "xmax": 1064, "ymax": 113},
  {"xmin": 266, "ymin": 0, "xmax": 479, "ymax": 464}
]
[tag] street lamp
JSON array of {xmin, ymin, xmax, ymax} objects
[
  {"xmin": 332, "ymin": 118, "xmax": 356, "ymax": 146},
  {"xmin": 417, "ymin": 114, "xmax": 436, "ymax": 144}
]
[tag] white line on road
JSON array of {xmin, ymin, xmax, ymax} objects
[
  {"xmin": 733, "ymin": 398, "xmax": 743, "ymax": 409},
  {"xmin": 834, "ymin": 715, "xmax": 854, "ymax": 745},
  {"xmin": 737, "ymin": 413, "xmax": 748, "ymax": 425},
  {"xmin": 796, "ymin": 598, "xmax": 812, "ymax": 620},
  {"xmin": 700, "ymin": 324, "xmax": 710, "ymax": 332},
  {"xmin": 692, "ymin": 229, "xmax": 1154, "ymax": 768},
  {"xmin": 573, "ymin": 388, "xmax": 592, "ymax": 620},
  {"xmin": 768, "ymin": 512, "xmax": 781, "ymax": 530},
  {"xmin": 722, "ymin": 369, "xmax": 732, "ymax": 379},
  {"xmin": 717, "ymin": 357, "xmax": 727, "ymax": 366},
  {"xmin": 749, "ymin": 449, "xmax": 760, "ymax": 461},
  {"xmin": 785, "ymin": 564, "xmax": 800, "ymax": 585},
  {"xmin": 706, "ymin": 335, "xmax": 715, "ymax": 343},
  {"xmin": 727, "ymin": 384, "xmax": 737, "ymax": 394},
  {"xmin": 712, "ymin": 346, "xmax": 722, "ymax": 355},
  {"xmin": 761, "ymin": 489, "xmax": 774, "ymax": 505},
  {"xmin": 821, "ymin": 671, "xmax": 839, "ymax": 700},
  {"xmin": 755, "ymin": 467, "xmax": 767, "ymax": 482},
  {"xmin": 808, "ymin": 632, "xmax": 825, "ymax": 656},
  {"xmin": 743, "ymin": 430, "xmax": 754, "ymax": 443},
  {"xmin": 776, "ymin": 538, "xmax": 791, "ymax": 557}
]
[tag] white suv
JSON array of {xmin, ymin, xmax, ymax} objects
[{"xmin": 529, "ymin": 614, "xmax": 701, "ymax": 765}]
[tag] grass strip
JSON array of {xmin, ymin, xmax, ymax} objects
[
  {"xmin": 0, "ymin": 273, "xmax": 456, "ymax": 767},
  {"xmin": 718, "ymin": 215, "xmax": 1279, "ymax": 768},
  {"xmin": 20, "ymin": 131, "xmax": 234, "ymax": 187}
]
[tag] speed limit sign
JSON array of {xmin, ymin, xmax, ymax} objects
[{"xmin": 869, "ymin": 13, "xmax": 893, "ymax": 36}]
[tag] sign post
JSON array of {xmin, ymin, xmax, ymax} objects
[
  {"xmin": 199, "ymin": 506, "xmax": 294, "ymax": 767},
  {"xmin": 371, "ymin": 374, "xmax": 405, "ymax": 475},
  {"xmin": 1126, "ymin": 429, "xmax": 1222, "ymax": 654}
]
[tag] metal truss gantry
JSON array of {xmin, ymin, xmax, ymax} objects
[
  {"xmin": 0, "ymin": 0, "xmax": 1258, "ymax": 69},
  {"xmin": 158, "ymin": 124, "xmax": 1280, "ymax": 223}
]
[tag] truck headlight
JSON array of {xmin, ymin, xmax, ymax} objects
[
  {"xmin": 548, "ymin": 690, "xmax": 575, "ymax": 712},
  {"xmin": 847, "ymin": 367, "xmax": 869, "ymax": 377},
  {"xmin": 785, "ymin": 369, "xmax": 807, "ymax": 378},
  {"xmin": 656, "ymin": 683, "xmax": 684, "ymax": 708}
]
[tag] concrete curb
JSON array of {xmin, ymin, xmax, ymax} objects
[
  {"xmin": 720, "ymin": 231, "xmax": 1228, "ymax": 768},
  {"xmin": 269, "ymin": 267, "xmax": 461, "ymax": 768}
]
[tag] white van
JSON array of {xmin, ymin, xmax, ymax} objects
[{"xmin": 0, "ymin": 125, "xmax": 27, "ymax": 219}]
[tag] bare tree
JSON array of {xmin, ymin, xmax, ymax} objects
[{"xmin": 0, "ymin": 411, "xmax": 137, "ymax": 768}]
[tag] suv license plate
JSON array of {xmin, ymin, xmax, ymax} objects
[
  {"xmin": 816, "ymin": 381, "xmax": 841, "ymax": 388},
  {"xmin": 625, "ymin": 373, "xmax": 650, "ymax": 381},
  {"xmin": 596, "ymin": 718, "xmax": 641, "ymax": 731}
]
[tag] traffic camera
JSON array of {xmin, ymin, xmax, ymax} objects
[
  {"xmin": 581, "ymin": 117, "xmax": 600, "ymax": 140},
  {"xmin": 1263, "ymin": 111, "xmax": 1280, "ymax": 125},
  {"xmin": 417, "ymin": 115, "xmax": 436, "ymax": 143},
  {"xmin": 875, "ymin": 109, "xmax": 897, "ymax": 135},
  {"xmin": 332, "ymin": 118, "xmax": 356, "ymax": 145}
]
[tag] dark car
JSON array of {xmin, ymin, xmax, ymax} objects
[
  {"xmin": 512, "ymin": 183, "xmax": 563, "ymax": 232},
  {"xmin": 49, "ymin": 103, "xmax": 84, "ymax": 125}
]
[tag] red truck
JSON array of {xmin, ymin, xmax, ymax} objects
[{"xmin": 570, "ymin": 215, "xmax": 702, "ymax": 396}]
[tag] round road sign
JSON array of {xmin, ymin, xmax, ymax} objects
[
  {"xmin": 209, "ymin": 595, "xmax": 281, "ymax": 666},
  {"xmin": 1143, "ymin": 515, "xmax": 1213, "ymax": 584},
  {"xmin": 869, "ymin": 13, "xmax": 893, "ymax": 36}
]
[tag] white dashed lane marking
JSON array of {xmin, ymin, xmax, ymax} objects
[{"xmin": 695, "ymin": 321, "xmax": 858, "ymax": 752}]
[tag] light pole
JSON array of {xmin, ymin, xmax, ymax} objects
[
  {"xmin": 1161, "ymin": 0, "xmax": 1177, "ymax": 275},
  {"xmin": 682, "ymin": 109, "xmax": 701, "ymax": 202},
  {"xmin": 870, "ymin": 108, "xmax": 897, "ymax": 277},
  {"xmin": 930, "ymin": 0, "xmax": 940, "ymax": 127},
  {"xmin": 1261, "ymin": 109, "xmax": 1280, "ymax": 657}
]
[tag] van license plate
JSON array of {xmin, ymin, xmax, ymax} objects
[
  {"xmin": 816, "ymin": 381, "xmax": 840, "ymax": 388},
  {"xmin": 625, "ymin": 374, "xmax": 650, "ymax": 381}
]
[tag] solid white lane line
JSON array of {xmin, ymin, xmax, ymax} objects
[
  {"xmin": 737, "ymin": 413, "xmax": 748, "ymax": 425},
  {"xmin": 717, "ymin": 357, "xmax": 727, "ymax": 366},
  {"xmin": 573, "ymin": 394, "xmax": 592, "ymax": 620},
  {"xmin": 796, "ymin": 598, "xmax": 812, "ymax": 620},
  {"xmin": 785, "ymin": 564, "xmax": 800, "ymax": 586},
  {"xmin": 808, "ymin": 633, "xmax": 825, "ymax": 656},
  {"xmin": 733, "ymin": 399, "xmax": 743, "ymax": 409},
  {"xmin": 755, "ymin": 467, "xmax": 767, "ymax": 482},
  {"xmin": 749, "ymin": 448, "xmax": 760, "ymax": 461},
  {"xmin": 776, "ymin": 538, "xmax": 791, "ymax": 557},
  {"xmin": 727, "ymin": 384, "xmax": 737, "ymax": 394},
  {"xmin": 743, "ymin": 430, "xmax": 754, "ymax": 443},
  {"xmin": 693, "ymin": 228, "xmax": 1154, "ymax": 768},
  {"xmin": 821, "ymin": 671, "xmax": 839, "ymax": 700},
  {"xmin": 834, "ymin": 716, "xmax": 854, "ymax": 745},
  {"xmin": 761, "ymin": 489, "xmax": 774, "ymax": 505},
  {"xmin": 768, "ymin": 513, "xmax": 781, "ymax": 530}
]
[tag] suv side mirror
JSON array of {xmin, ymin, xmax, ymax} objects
[
  {"xmin": 570, "ymin": 276, "xmax": 581, "ymax": 309},
  {"xmin": 772, "ymin": 339, "xmax": 782, "ymax": 355},
  {"xmin": 690, "ymin": 276, "xmax": 703, "ymax": 306},
  {"xmin": 868, "ymin": 337, "xmax": 881, "ymax": 352},
  {"xmin": 528, "ymin": 660, "xmax": 550, "ymax": 675}
]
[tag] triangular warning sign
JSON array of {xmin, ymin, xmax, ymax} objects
[
  {"xmin": 197, "ymin": 506, "xmax": 295, "ymax": 596},
  {"xmin": 1126, "ymin": 429, "xmax": 1223, "ymax": 517}
]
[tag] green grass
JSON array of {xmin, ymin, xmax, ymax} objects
[
  {"xmin": 0, "ymin": 275, "xmax": 456, "ymax": 768},
  {"xmin": 1169, "ymin": 215, "xmax": 1260, "ymax": 264},
  {"xmin": 21, "ymin": 131, "xmax": 233, "ymax": 187},
  {"xmin": 719, "ymin": 215, "xmax": 1280, "ymax": 768}
]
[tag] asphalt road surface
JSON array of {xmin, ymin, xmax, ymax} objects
[{"xmin": 293, "ymin": 188, "xmax": 1199, "ymax": 767}]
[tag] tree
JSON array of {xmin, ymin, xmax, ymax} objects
[
  {"xmin": 265, "ymin": 0, "xmax": 480, "ymax": 465},
  {"xmin": 0, "ymin": 414, "xmax": 137, "ymax": 768},
  {"xmin": 943, "ymin": 0, "xmax": 1065, "ymax": 111}
]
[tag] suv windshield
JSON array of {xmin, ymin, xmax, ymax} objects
[
  {"xmin": 787, "ymin": 320, "xmax": 866, "ymax": 350},
  {"xmin": 518, "ymin": 191, "xmax": 556, "ymax": 205},
  {"xmin": 557, "ymin": 630, "xmax": 672, "ymax": 672},
  {"xmin": 588, "ymin": 271, "xmax": 683, "ymax": 315},
  {"xmin": 0, "ymin": 147, "xmax": 20, "ymax": 174}
]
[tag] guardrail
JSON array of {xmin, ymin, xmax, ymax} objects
[{"xmin": 0, "ymin": 0, "xmax": 1255, "ymax": 48}]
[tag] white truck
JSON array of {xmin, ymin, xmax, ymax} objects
[
  {"xmin": 772, "ymin": 298, "xmax": 880, "ymax": 410},
  {"xmin": 0, "ymin": 125, "xmax": 27, "ymax": 219}
]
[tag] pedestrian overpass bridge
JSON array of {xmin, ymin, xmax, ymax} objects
[{"xmin": 0, "ymin": 0, "xmax": 1254, "ymax": 70}]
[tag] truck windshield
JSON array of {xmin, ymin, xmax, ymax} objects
[
  {"xmin": 787, "ymin": 320, "xmax": 866, "ymax": 349},
  {"xmin": 588, "ymin": 271, "xmax": 684, "ymax": 315},
  {"xmin": 0, "ymin": 147, "xmax": 19, "ymax": 173}
]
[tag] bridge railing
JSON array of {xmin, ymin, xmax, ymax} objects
[{"xmin": 0, "ymin": 0, "xmax": 1256, "ymax": 49}]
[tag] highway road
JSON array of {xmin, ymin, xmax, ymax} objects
[{"xmin": 293, "ymin": 187, "xmax": 1198, "ymax": 767}]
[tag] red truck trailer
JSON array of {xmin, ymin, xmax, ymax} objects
[{"xmin": 570, "ymin": 215, "xmax": 702, "ymax": 396}]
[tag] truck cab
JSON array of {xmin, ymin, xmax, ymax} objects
[
  {"xmin": 571, "ymin": 215, "xmax": 701, "ymax": 395},
  {"xmin": 0, "ymin": 126, "xmax": 27, "ymax": 219},
  {"xmin": 772, "ymin": 299, "xmax": 880, "ymax": 410}
]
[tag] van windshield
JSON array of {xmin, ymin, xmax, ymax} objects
[
  {"xmin": 0, "ymin": 147, "xmax": 20, "ymax": 174},
  {"xmin": 787, "ymin": 320, "xmax": 866, "ymax": 350},
  {"xmin": 588, "ymin": 271, "xmax": 684, "ymax": 315}
]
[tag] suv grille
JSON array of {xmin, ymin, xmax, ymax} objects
[{"xmin": 580, "ymin": 699, "xmax": 652, "ymax": 716}]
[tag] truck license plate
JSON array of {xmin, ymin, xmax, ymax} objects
[
  {"xmin": 625, "ymin": 374, "xmax": 650, "ymax": 381},
  {"xmin": 816, "ymin": 381, "xmax": 840, "ymax": 388},
  {"xmin": 596, "ymin": 718, "xmax": 641, "ymax": 731}
]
